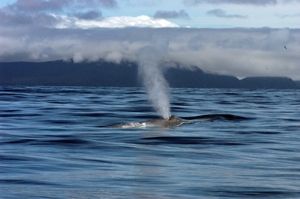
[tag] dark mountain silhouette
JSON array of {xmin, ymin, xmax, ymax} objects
[
  {"xmin": 165, "ymin": 67, "xmax": 240, "ymax": 88},
  {"xmin": 294, "ymin": 81, "xmax": 300, "ymax": 88},
  {"xmin": 240, "ymin": 77, "xmax": 298, "ymax": 89},
  {"xmin": 0, "ymin": 60, "xmax": 138, "ymax": 87},
  {"xmin": 0, "ymin": 60, "xmax": 298, "ymax": 89}
]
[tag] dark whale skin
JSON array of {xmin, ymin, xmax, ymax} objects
[{"xmin": 111, "ymin": 115, "xmax": 193, "ymax": 128}]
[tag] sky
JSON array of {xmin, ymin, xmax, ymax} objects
[{"xmin": 0, "ymin": 0, "xmax": 300, "ymax": 80}]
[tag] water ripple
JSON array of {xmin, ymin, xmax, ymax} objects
[{"xmin": 1, "ymin": 86, "xmax": 300, "ymax": 198}]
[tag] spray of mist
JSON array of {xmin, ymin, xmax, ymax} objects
[{"xmin": 138, "ymin": 46, "xmax": 171, "ymax": 119}]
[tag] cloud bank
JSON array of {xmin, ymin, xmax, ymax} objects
[
  {"xmin": 73, "ymin": 10, "xmax": 103, "ymax": 20},
  {"xmin": 184, "ymin": 0, "xmax": 300, "ymax": 6},
  {"xmin": 53, "ymin": 15, "xmax": 179, "ymax": 28},
  {"xmin": 207, "ymin": 9, "xmax": 247, "ymax": 18},
  {"xmin": 1, "ymin": 26, "xmax": 300, "ymax": 80},
  {"xmin": 0, "ymin": 1, "xmax": 179, "ymax": 28},
  {"xmin": 183, "ymin": 0, "xmax": 277, "ymax": 6},
  {"xmin": 154, "ymin": 9, "xmax": 190, "ymax": 19},
  {"xmin": 12, "ymin": 0, "xmax": 118, "ymax": 11},
  {"xmin": 1, "ymin": 0, "xmax": 300, "ymax": 80}
]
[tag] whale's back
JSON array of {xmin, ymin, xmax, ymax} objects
[{"xmin": 110, "ymin": 115, "xmax": 191, "ymax": 128}]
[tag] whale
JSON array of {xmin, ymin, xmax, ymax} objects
[
  {"xmin": 110, "ymin": 115, "xmax": 193, "ymax": 128},
  {"xmin": 107, "ymin": 114, "xmax": 250, "ymax": 128}
]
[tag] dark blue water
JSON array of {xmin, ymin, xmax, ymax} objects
[{"xmin": 1, "ymin": 86, "xmax": 300, "ymax": 198}]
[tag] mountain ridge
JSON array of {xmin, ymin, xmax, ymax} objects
[{"xmin": 0, "ymin": 60, "xmax": 298, "ymax": 89}]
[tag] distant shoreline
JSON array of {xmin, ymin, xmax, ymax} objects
[{"xmin": 1, "ymin": 60, "xmax": 299, "ymax": 89}]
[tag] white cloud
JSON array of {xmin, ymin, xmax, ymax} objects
[
  {"xmin": 73, "ymin": 52, "xmax": 84, "ymax": 63},
  {"xmin": 53, "ymin": 14, "xmax": 179, "ymax": 28},
  {"xmin": 0, "ymin": 26, "xmax": 300, "ymax": 80},
  {"xmin": 106, "ymin": 51, "xmax": 123, "ymax": 63},
  {"xmin": 183, "ymin": 0, "xmax": 277, "ymax": 6}
]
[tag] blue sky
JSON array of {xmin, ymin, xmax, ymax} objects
[
  {"xmin": 1, "ymin": 0, "xmax": 299, "ymax": 28},
  {"xmin": 0, "ymin": 0, "xmax": 300, "ymax": 80}
]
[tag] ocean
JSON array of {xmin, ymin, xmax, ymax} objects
[{"xmin": 1, "ymin": 86, "xmax": 300, "ymax": 198}]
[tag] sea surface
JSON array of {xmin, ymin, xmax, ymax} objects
[{"xmin": 1, "ymin": 86, "xmax": 300, "ymax": 199}]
